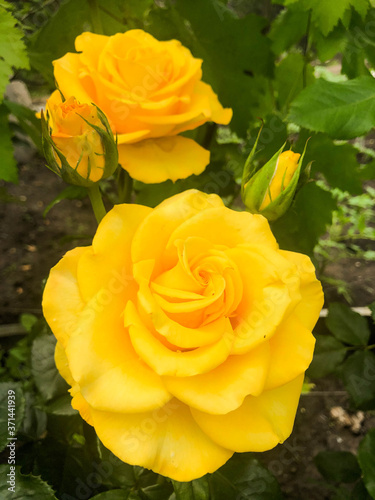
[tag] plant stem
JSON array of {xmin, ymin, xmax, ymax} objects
[
  {"xmin": 88, "ymin": 0, "xmax": 103, "ymax": 34},
  {"xmin": 88, "ymin": 185, "xmax": 106, "ymax": 224},
  {"xmin": 117, "ymin": 168, "xmax": 133, "ymax": 204}
]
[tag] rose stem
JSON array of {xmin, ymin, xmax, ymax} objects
[
  {"xmin": 87, "ymin": 185, "xmax": 107, "ymax": 224},
  {"xmin": 117, "ymin": 168, "xmax": 133, "ymax": 204}
]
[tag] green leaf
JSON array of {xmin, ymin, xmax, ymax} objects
[
  {"xmin": 43, "ymin": 185, "xmax": 87, "ymax": 217},
  {"xmin": 27, "ymin": 0, "xmax": 91, "ymax": 83},
  {"xmin": 0, "ymin": 104, "xmax": 17, "ymax": 182},
  {"xmin": 313, "ymin": 24, "xmax": 348, "ymax": 62},
  {"xmin": 314, "ymin": 451, "xmax": 361, "ymax": 483},
  {"xmin": 45, "ymin": 394, "xmax": 78, "ymax": 416},
  {"xmin": 307, "ymin": 335, "xmax": 347, "ymax": 378},
  {"xmin": 31, "ymin": 334, "xmax": 69, "ymax": 401},
  {"xmin": 358, "ymin": 429, "xmax": 375, "ymax": 499},
  {"xmin": 209, "ymin": 454, "xmax": 283, "ymax": 499},
  {"xmin": 0, "ymin": 465, "xmax": 57, "ymax": 499},
  {"xmin": 351, "ymin": 480, "xmax": 373, "ymax": 500},
  {"xmin": 20, "ymin": 313, "xmax": 38, "ymax": 332},
  {"xmin": 370, "ymin": 301, "xmax": 375, "ymax": 322},
  {"xmin": 271, "ymin": 181, "xmax": 336, "ymax": 255},
  {"xmin": 303, "ymin": 0, "xmax": 369, "ymax": 36},
  {"xmin": 274, "ymin": 52, "xmax": 315, "ymax": 112},
  {"xmin": 326, "ymin": 303, "xmax": 371, "ymax": 346},
  {"xmin": 0, "ymin": 382, "xmax": 25, "ymax": 452},
  {"xmin": 149, "ymin": 0, "xmax": 274, "ymax": 136},
  {"xmin": 3, "ymin": 99, "xmax": 43, "ymax": 153},
  {"xmin": 98, "ymin": 442, "xmax": 140, "ymax": 489},
  {"xmin": 269, "ymin": 8, "xmax": 309, "ymax": 55},
  {"xmin": 340, "ymin": 350, "xmax": 375, "ymax": 410},
  {"xmin": 0, "ymin": 3, "xmax": 29, "ymax": 100},
  {"xmin": 91, "ymin": 492, "xmax": 140, "ymax": 500},
  {"xmin": 304, "ymin": 134, "xmax": 363, "ymax": 194},
  {"xmin": 172, "ymin": 477, "xmax": 209, "ymax": 500},
  {"xmin": 288, "ymin": 76, "xmax": 375, "ymax": 140}
]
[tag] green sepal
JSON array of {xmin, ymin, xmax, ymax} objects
[
  {"xmin": 78, "ymin": 104, "xmax": 118, "ymax": 180},
  {"xmin": 241, "ymin": 121, "xmax": 264, "ymax": 195},
  {"xmin": 242, "ymin": 141, "xmax": 286, "ymax": 214}
]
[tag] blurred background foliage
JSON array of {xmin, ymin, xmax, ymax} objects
[{"xmin": 1, "ymin": 0, "xmax": 375, "ymax": 498}]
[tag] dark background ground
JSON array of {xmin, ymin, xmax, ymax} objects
[{"xmin": 1, "ymin": 140, "xmax": 375, "ymax": 499}]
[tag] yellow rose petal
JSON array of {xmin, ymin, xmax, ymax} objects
[
  {"xmin": 66, "ymin": 295, "xmax": 171, "ymax": 413},
  {"xmin": 164, "ymin": 208, "xmax": 278, "ymax": 266},
  {"xmin": 42, "ymin": 246, "xmax": 87, "ymax": 348},
  {"xmin": 137, "ymin": 282, "xmax": 230, "ymax": 348},
  {"xmin": 191, "ymin": 374, "xmax": 304, "ymax": 452},
  {"xmin": 163, "ymin": 342, "xmax": 270, "ymax": 415},
  {"xmin": 125, "ymin": 301, "xmax": 233, "ymax": 377},
  {"xmin": 265, "ymin": 315, "xmax": 315, "ymax": 390},
  {"xmin": 281, "ymin": 250, "xmax": 324, "ymax": 330},
  {"xmin": 90, "ymin": 399, "xmax": 233, "ymax": 482},
  {"xmin": 71, "ymin": 390, "xmax": 93, "ymax": 425},
  {"xmin": 77, "ymin": 204, "xmax": 151, "ymax": 302},
  {"xmin": 53, "ymin": 52, "xmax": 94, "ymax": 103},
  {"xmin": 131, "ymin": 190, "xmax": 223, "ymax": 276},
  {"xmin": 118, "ymin": 136, "xmax": 210, "ymax": 183},
  {"xmin": 54, "ymin": 341, "xmax": 74, "ymax": 386}
]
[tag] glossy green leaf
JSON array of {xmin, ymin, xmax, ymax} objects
[
  {"xmin": 0, "ymin": 3, "xmax": 29, "ymax": 100},
  {"xmin": 209, "ymin": 454, "xmax": 283, "ymax": 499},
  {"xmin": 314, "ymin": 451, "xmax": 361, "ymax": 483},
  {"xmin": 289, "ymin": 76, "xmax": 375, "ymax": 139},
  {"xmin": 0, "ymin": 104, "xmax": 17, "ymax": 183},
  {"xmin": 269, "ymin": 8, "xmax": 309, "ymax": 55},
  {"xmin": 307, "ymin": 335, "xmax": 347, "ymax": 378},
  {"xmin": 0, "ymin": 465, "xmax": 57, "ymax": 499},
  {"xmin": 340, "ymin": 350, "xmax": 375, "ymax": 410},
  {"xmin": 304, "ymin": 134, "xmax": 363, "ymax": 194},
  {"xmin": 0, "ymin": 382, "xmax": 25, "ymax": 452},
  {"xmin": 271, "ymin": 182, "xmax": 336, "ymax": 255},
  {"xmin": 172, "ymin": 477, "xmax": 209, "ymax": 500},
  {"xmin": 326, "ymin": 303, "xmax": 370, "ymax": 346},
  {"xmin": 301, "ymin": 0, "xmax": 369, "ymax": 36},
  {"xmin": 31, "ymin": 334, "xmax": 69, "ymax": 401},
  {"xmin": 358, "ymin": 429, "xmax": 375, "ymax": 499},
  {"xmin": 274, "ymin": 52, "xmax": 315, "ymax": 111}
]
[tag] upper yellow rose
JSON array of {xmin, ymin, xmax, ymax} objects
[
  {"xmin": 52, "ymin": 30, "xmax": 232, "ymax": 183},
  {"xmin": 42, "ymin": 190, "xmax": 323, "ymax": 481}
]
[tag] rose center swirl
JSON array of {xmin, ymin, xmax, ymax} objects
[{"xmin": 149, "ymin": 237, "xmax": 243, "ymax": 331}]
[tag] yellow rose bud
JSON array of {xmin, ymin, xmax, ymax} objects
[
  {"xmin": 259, "ymin": 150, "xmax": 301, "ymax": 210},
  {"xmin": 43, "ymin": 189, "xmax": 323, "ymax": 482},
  {"xmin": 242, "ymin": 130, "xmax": 308, "ymax": 221},
  {"xmin": 53, "ymin": 30, "xmax": 232, "ymax": 183},
  {"xmin": 41, "ymin": 92, "xmax": 118, "ymax": 187}
]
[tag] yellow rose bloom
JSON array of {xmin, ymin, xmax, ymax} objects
[
  {"xmin": 42, "ymin": 190, "xmax": 323, "ymax": 481},
  {"xmin": 52, "ymin": 30, "xmax": 232, "ymax": 183}
]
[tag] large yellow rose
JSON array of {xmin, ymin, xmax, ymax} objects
[
  {"xmin": 52, "ymin": 30, "xmax": 232, "ymax": 184},
  {"xmin": 42, "ymin": 190, "xmax": 323, "ymax": 481}
]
